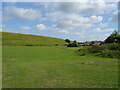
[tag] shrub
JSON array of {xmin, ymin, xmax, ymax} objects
[
  {"xmin": 64, "ymin": 44, "xmax": 67, "ymax": 46},
  {"xmin": 67, "ymin": 40, "xmax": 79, "ymax": 47},
  {"xmin": 65, "ymin": 39, "xmax": 71, "ymax": 43},
  {"xmin": 25, "ymin": 44, "xmax": 34, "ymax": 46},
  {"xmin": 106, "ymin": 43, "xmax": 120, "ymax": 50},
  {"xmin": 55, "ymin": 44, "xmax": 58, "ymax": 46},
  {"xmin": 67, "ymin": 43, "xmax": 78, "ymax": 47},
  {"xmin": 77, "ymin": 43, "xmax": 120, "ymax": 58},
  {"xmin": 101, "ymin": 50, "xmax": 120, "ymax": 58},
  {"xmin": 88, "ymin": 45, "xmax": 105, "ymax": 53},
  {"xmin": 76, "ymin": 48, "xmax": 89, "ymax": 56}
]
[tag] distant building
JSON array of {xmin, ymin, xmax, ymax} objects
[{"xmin": 80, "ymin": 41, "xmax": 104, "ymax": 46}]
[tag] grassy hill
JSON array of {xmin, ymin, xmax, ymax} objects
[{"xmin": 2, "ymin": 32, "xmax": 66, "ymax": 46}]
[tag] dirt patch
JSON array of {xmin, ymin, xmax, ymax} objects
[
  {"xmin": 82, "ymin": 62, "xmax": 104, "ymax": 65},
  {"xmin": 71, "ymin": 61, "xmax": 104, "ymax": 67}
]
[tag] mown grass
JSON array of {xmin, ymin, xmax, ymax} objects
[
  {"xmin": 2, "ymin": 32, "xmax": 66, "ymax": 46},
  {"xmin": 2, "ymin": 46, "xmax": 118, "ymax": 88}
]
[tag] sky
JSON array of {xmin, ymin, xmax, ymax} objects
[{"xmin": 1, "ymin": 0, "xmax": 119, "ymax": 42}]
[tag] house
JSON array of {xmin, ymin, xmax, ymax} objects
[{"xmin": 80, "ymin": 41, "xmax": 104, "ymax": 46}]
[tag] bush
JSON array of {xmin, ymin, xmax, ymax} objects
[
  {"xmin": 65, "ymin": 39, "xmax": 71, "ymax": 43},
  {"xmin": 55, "ymin": 44, "xmax": 58, "ymax": 46},
  {"xmin": 76, "ymin": 48, "xmax": 89, "ymax": 56},
  {"xmin": 67, "ymin": 43, "xmax": 78, "ymax": 47},
  {"xmin": 88, "ymin": 45, "xmax": 105, "ymax": 53},
  {"xmin": 106, "ymin": 43, "xmax": 120, "ymax": 50},
  {"xmin": 64, "ymin": 44, "xmax": 67, "ymax": 46},
  {"xmin": 25, "ymin": 44, "xmax": 34, "ymax": 46},
  {"xmin": 101, "ymin": 50, "xmax": 120, "ymax": 58},
  {"xmin": 67, "ymin": 40, "xmax": 79, "ymax": 47},
  {"xmin": 77, "ymin": 43, "xmax": 120, "ymax": 59}
]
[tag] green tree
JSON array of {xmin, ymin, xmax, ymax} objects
[
  {"xmin": 67, "ymin": 40, "xmax": 78, "ymax": 47},
  {"xmin": 105, "ymin": 30, "xmax": 120, "ymax": 43},
  {"xmin": 65, "ymin": 39, "xmax": 71, "ymax": 43}
]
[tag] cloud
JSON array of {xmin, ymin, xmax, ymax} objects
[
  {"xmin": 90, "ymin": 16, "xmax": 103, "ymax": 23},
  {"xmin": 0, "ymin": 25, "xmax": 5, "ymax": 32},
  {"xmin": 93, "ymin": 28, "xmax": 114, "ymax": 32},
  {"xmin": 3, "ymin": 6, "xmax": 40, "ymax": 21},
  {"xmin": 99, "ymin": 23, "xmax": 108, "ymax": 28},
  {"xmin": 0, "ymin": 25, "xmax": 5, "ymax": 28},
  {"xmin": 57, "ymin": 30, "xmax": 70, "ymax": 34},
  {"xmin": 109, "ymin": 10, "xmax": 119, "ymax": 23},
  {"xmin": 47, "ymin": 12, "xmax": 102, "ymax": 31},
  {"xmin": 36, "ymin": 24, "xmax": 47, "ymax": 30},
  {"xmin": 0, "ymin": 28, "xmax": 2, "ymax": 32},
  {"xmin": 20, "ymin": 26, "xmax": 31, "ymax": 30},
  {"xmin": 46, "ymin": 12, "xmax": 103, "ymax": 23},
  {"xmin": 40, "ymin": 1, "xmax": 116, "ymax": 15}
]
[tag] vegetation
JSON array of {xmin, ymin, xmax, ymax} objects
[
  {"xmin": 77, "ymin": 43, "xmax": 120, "ymax": 59},
  {"xmin": 65, "ymin": 39, "xmax": 79, "ymax": 47},
  {"xmin": 67, "ymin": 40, "xmax": 79, "ymax": 47},
  {"xmin": 2, "ymin": 32, "xmax": 118, "ymax": 88},
  {"xmin": 77, "ymin": 30, "xmax": 120, "ymax": 59},
  {"xmin": 105, "ymin": 30, "xmax": 120, "ymax": 43},
  {"xmin": 65, "ymin": 39, "xmax": 71, "ymax": 43},
  {"xmin": 3, "ymin": 46, "xmax": 118, "ymax": 88},
  {"xmin": 2, "ymin": 32, "xmax": 66, "ymax": 46}
]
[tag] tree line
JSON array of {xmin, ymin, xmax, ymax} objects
[{"xmin": 65, "ymin": 30, "xmax": 120, "ymax": 47}]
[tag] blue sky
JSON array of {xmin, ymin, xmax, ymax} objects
[{"xmin": 1, "ymin": 1, "xmax": 119, "ymax": 42}]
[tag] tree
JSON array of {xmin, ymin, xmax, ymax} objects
[
  {"xmin": 67, "ymin": 40, "xmax": 78, "ymax": 47},
  {"xmin": 105, "ymin": 30, "xmax": 120, "ymax": 43},
  {"xmin": 65, "ymin": 39, "xmax": 71, "ymax": 43}
]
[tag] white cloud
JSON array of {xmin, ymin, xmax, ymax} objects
[
  {"xmin": 40, "ymin": 17, "xmax": 47, "ymax": 22},
  {"xmin": 93, "ymin": 28, "xmax": 101, "ymax": 32},
  {"xmin": 0, "ymin": 28, "xmax": 2, "ymax": 32},
  {"xmin": 46, "ymin": 12, "xmax": 103, "ymax": 24},
  {"xmin": 99, "ymin": 23, "xmax": 108, "ymax": 27},
  {"xmin": 20, "ymin": 26, "xmax": 31, "ymax": 30},
  {"xmin": 93, "ymin": 28, "xmax": 114, "ymax": 32},
  {"xmin": 0, "ymin": 25, "xmax": 5, "ymax": 28},
  {"xmin": 87, "ymin": 34, "xmax": 109, "ymax": 41},
  {"xmin": 0, "ymin": 25, "xmax": 5, "ymax": 32},
  {"xmin": 109, "ymin": 10, "xmax": 119, "ymax": 23},
  {"xmin": 104, "ymin": 29, "xmax": 115, "ymax": 32},
  {"xmin": 47, "ymin": 12, "xmax": 102, "ymax": 31},
  {"xmin": 3, "ymin": 6, "xmax": 40, "ymax": 21},
  {"xmin": 90, "ymin": 16, "xmax": 103, "ymax": 23},
  {"xmin": 40, "ymin": 1, "xmax": 116, "ymax": 15},
  {"xmin": 36, "ymin": 24, "xmax": 47, "ymax": 30},
  {"xmin": 58, "ymin": 30, "xmax": 70, "ymax": 34}
]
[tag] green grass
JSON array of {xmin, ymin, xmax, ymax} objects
[
  {"xmin": 2, "ymin": 32, "xmax": 66, "ymax": 46},
  {"xmin": 3, "ymin": 46, "xmax": 118, "ymax": 88}
]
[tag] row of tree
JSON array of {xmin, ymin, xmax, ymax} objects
[
  {"xmin": 65, "ymin": 30, "xmax": 120, "ymax": 47},
  {"xmin": 65, "ymin": 39, "xmax": 78, "ymax": 47}
]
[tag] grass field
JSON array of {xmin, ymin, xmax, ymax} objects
[
  {"xmin": 2, "ymin": 32, "xmax": 66, "ymax": 46},
  {"xmin": 2, "ymin": 46, "xmax": 118, "ymax": 88}
]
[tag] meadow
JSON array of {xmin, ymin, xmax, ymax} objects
[
  {"xmin": 2, "ymin": 32, "xmax": 66, "ymax": 46},
  {"xmin": 2, "ymin": 46, "xmax": 118, "ymax": 88}
]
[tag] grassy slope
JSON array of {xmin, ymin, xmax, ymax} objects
[
  {"xmin": 3, "ymin": 46, "xmax": 118, "ymax": 88},
  {"xmin": 2, "ymin": 32, "xmax": 66, "ymax": 46}
]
